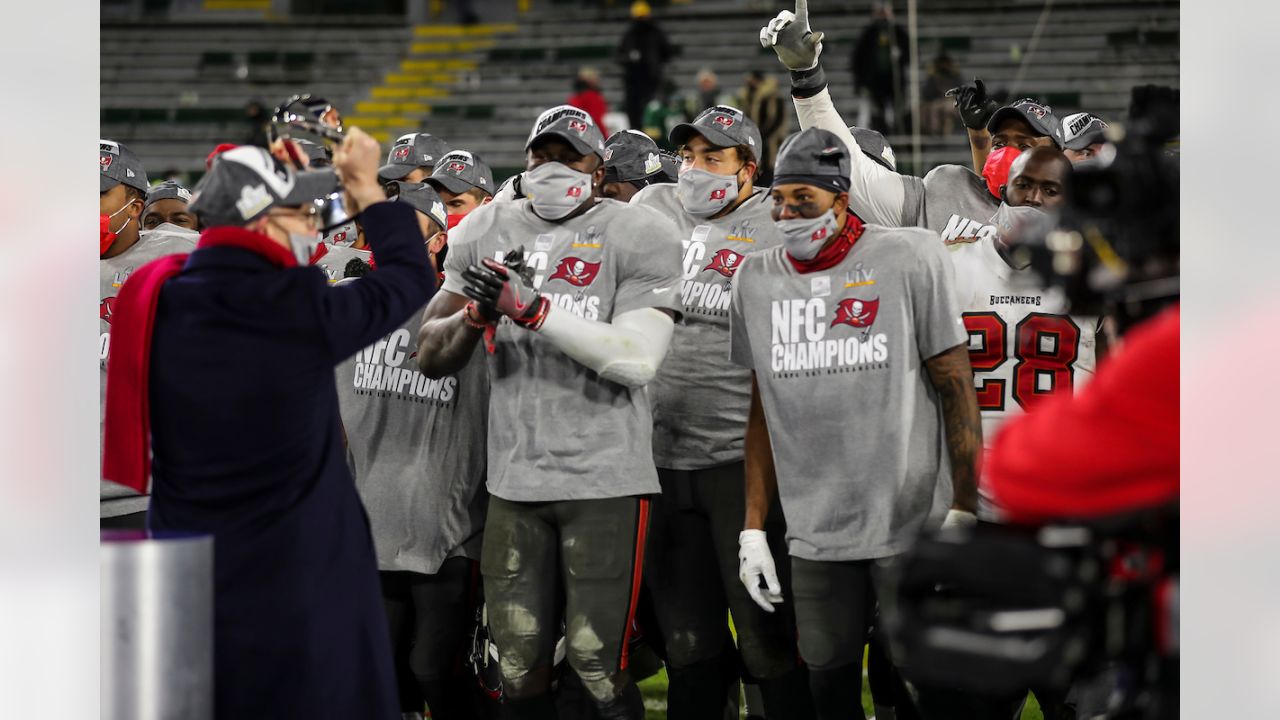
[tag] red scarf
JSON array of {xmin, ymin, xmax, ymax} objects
[
  {"xmin": 102, "ymin": 227, "xmax": 295, "ymax": 494},
  {"xmin": 785, "ymin": 213, "xmax": 866, "ymax": 274}
]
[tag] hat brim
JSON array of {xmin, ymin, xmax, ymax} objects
[
  {"xmin": 425, "ymin": 175, "xmax": 477, "ymax": 195},
  {"xmin": 377, "ymin": 163, "xmax": 417, "ymax": 181},
  {"xmin": 100, "ymin": 175, "xmax": 120, "ymax": 193},
  {"xmin": 669, "ymin": 122, "xmax": 738, "ymax": 150},
  {"xmin": 987, "ymin": 107, "xmax": 1060, "ymax": 147},
  {"xmin": 1064, "ymin": 128, "xmax": 1107, "ymax": 151},
  {"xmin": 526, "ymin": 130, "xmax": 597, "ymax": 158}
]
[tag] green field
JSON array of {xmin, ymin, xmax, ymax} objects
[{"xmin": 637, "ymin": 669, "xmax": 1045, "ymax": 720}]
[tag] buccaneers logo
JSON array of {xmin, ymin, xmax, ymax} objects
[
  {"xmin": 392, "ymin": 145, "xmax": 411, "ymax": 161},
  {"xmin": 448, "ymin": 161, "xmax": 468, "ymax": 173},
  {"xmin": 703, "ymin": 249, "xmax": 745, "ymax": 278},
  {"xmin": 568, "ymin": 119, "xmax": 589, "ymax": 133},
  {"xmin": 713, "ymin": 115, "xmax": 735, "ymax": 128},
  {"xmin": 831, "ymin": 297, "xmax": 880, "ymax": 328},
  {"xmin": 549, "ymin": 257, "xmax": 601, "ymax": 287},
  {"xmin": 710, "ymin": 188, "xmax": 727, "ymax": 201},
  {"xmin": 100, "ymin": 155, "xmax": 112, "ymax": 171},
  {"xmin": 100, "ymin": 296, "xmax": 116, "ymax": 323}
]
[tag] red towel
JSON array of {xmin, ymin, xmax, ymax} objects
[{"xmin": 101, "ymin": 227, "xmax": 297, "ymax": 493}]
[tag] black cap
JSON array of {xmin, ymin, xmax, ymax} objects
[
  {"xmin": 100, "ymin": 139, "xmax": 150, "ymax": 193},
  {"xmin": 669, "ymin": 105, "xmax": 763, "ymax": 161},
  {"xmin": 378, "ymin": 132, "xmax": 451, "ymax": 181},
  {"xmin": 847, "ymin": 126, "xmax": 897, "ymax": 172},
  {"xmin": 603, "ymin": 130, "xmax": 665, "ymax": 183},
  {"xmin": 424, "ymin": 150, "xmax": 494, "ymax": 196},
  {"xmin": 386, "ymin": 181, "xmax": 448, "ymax": 232},
  {"xmin": 144, "ymin": 180, "xmax": 192, "ymax": 209},
  {"xmin": 987, "ymin": 99, "xmax": 1065, "ymax": 148},
  {"xmin": 526, "ymin": 105, "xmax": 606, "ymax": 158},
  {"xmin": 1061, "ymin": 112, "xmax": 1110, "ymax": 151},
  {"xmin": 772, "ymin": 128, "xmax": 852, "ymax": 194},
  {"xmin": 188, "ymin": 145, "xmax": 338, "ymax": 228}
]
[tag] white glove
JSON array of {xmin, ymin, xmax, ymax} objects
[
  {"xmin": 758, "ymin": 0, "xmax": 825, "ymax": 71},
  {"xmin": 738, "ymin": 529, "xmax": 784, "ymax": 613},
  {"xmin": 942, "ymin": 509, "xmax": 978, "ymax": 530}
]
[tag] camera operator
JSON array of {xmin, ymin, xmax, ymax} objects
[{"xmin": 102, "ymin": 129, "xmax": 437, "ymax": 719}]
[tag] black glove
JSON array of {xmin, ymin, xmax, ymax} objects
[
  {"xmin": 945, "ymin": 79, "xmax": 999, "ymax": 131},
  {"xmin": 460, "ymin": 246, "xmax": 544, "ymax": 325}
]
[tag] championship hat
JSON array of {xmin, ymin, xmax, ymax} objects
[
  {"xmin": 603, "ymin": 130, "xmax": 665, "ymax": 183},
  {"xmin": 772, "ymin": 127, "xmax": 852, "ymax": 194},
  {"xmin": 144, "ymin": 180, "xmax": 192, "ymax": 210},
  {"xmin": 424, "ymin": 150, "xmax": 494, "ymax": 196},
  {"xmin": 987, "ymin": 99, "xmax": 1065, "ymax": 148},
  {"xmin": 847, "ymin": 126, "xmax": 898, "ymax": 172},
  {"xmin": 1061, "ymin": 112, "xmax": 1110, "ymax": 151},
  {"xmin": 669, "ymin": 105, "xmax": 763, "ymax": 160},
  {"xmin": 100, "ymin": 139, "xmax": 150, "ymax": 193},
  {"xmin": 385, "ymin": 181, "xmax": 448, "ymax": 232},
  {"xmin": 526, "ymin": 105, "xmax": 606, "ymax": 158},
  {"xmin": 188, "ymin": 146, "xmax": 338, "ymax": 227},
  {"xmin": 379, "ymin": 133, "xmax": 451, "ymax": 181}
]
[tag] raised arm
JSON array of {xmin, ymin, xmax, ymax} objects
[
  {"xmin": 924, "ymin": 344, "xmax": 981, "ymax": 521},
  {"xmin": 759, "ymin": 1, "xmax": 907, "ymax": 227},
  {"xmin": 946, "ymin": 79, "xmax": 999, "ymax": 174}
]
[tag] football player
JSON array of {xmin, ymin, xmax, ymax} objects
[
  {"xmin": 99, "ymin": 140, "xmax": 196, "ymax": 528},
  {"xmin": 730, "ymin": 128, "xmax": 980, "ymax": 719},
  {"xmin": 600, "ymin": 130, "xmax": 669, "ymax": 202},
  {"xmin": 140, "ymin": 180, "xmax": 198, "ymax": 231},
  {"xmin": 415, "ymin": 105, "xmax": 683, "ymax": 720},
  {"xmin": 630, "ymin": 106, "xmax": 815, "ymax": 719},
  {"xmin": 424, "ymin": 149, "xmax": 496, "ymax": 226}
]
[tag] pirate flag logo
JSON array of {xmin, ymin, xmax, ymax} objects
[
  {"xmin": 100, "ymin": 296, "xmax": 116, "ymax": 323},
  {"xmin": 392, "ymin": 145, "xmax": 411, "ymax": 161},
  {"xmin": 831, "ymin": 297, "xmax": 880, "ymax": 329},
  {"xmin": 549, "ymin": 256, "xmax": 601, "ymax": 287},
  {"xmin": 703, "ymin": 248, "xmax": 745, "ymax": 278}
]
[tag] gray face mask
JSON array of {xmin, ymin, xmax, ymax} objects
[
  {"xmin": 676, "ymin": 167, "xmax": 740, "ymax": 218},
  {"xmin": 777, "ymin": 209, "xmax": 840, "ymax": 261},
  {"xmin": 990, "ymin": 202, "xmax": 1046, "ymax": 238},
  {"xmin": 523, "ymin": 161, "xmax": 594, "ymax": 220},
  {"xmin": 138, "ymin": 222, "xmax": 199, "ymax": 240}
]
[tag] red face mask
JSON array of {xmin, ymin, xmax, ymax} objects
[
  {"xmin": 981, "ymin": 146, "xmax": 1023, "ymax": 200},
  {"xmin": 100, "ymin": 201, "xmax": 134, "ymax": 255},
  {"xmin": 446, "ymin": 213, "xmax": 465, "ymax": 230}
]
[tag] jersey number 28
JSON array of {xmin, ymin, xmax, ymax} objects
[{"xmin": 963, "ymin": 312, "xmax": 1080, "ymax": 412}]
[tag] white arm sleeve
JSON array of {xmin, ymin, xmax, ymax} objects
[
  {"xmin": 792, "ymin": 87, "xmax": 907, "ymax": 227},
  {"xmin": 536, "ymin": 306, "xmax": 674, "ymax": 389}
]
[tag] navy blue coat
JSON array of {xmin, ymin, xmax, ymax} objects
[{"xmin": 146, "ymin": 202, "xmax": 435, "ymax": 719}]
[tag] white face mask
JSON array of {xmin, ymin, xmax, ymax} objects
[
  {"xmin": 990, "ymin": 202, "xmax": 1047, "ymax": 238},
  {"xmin": 523, "ymin": 161, "xmax": 594, "ymax": 220},
  {"xmin": 777, "ymin": 209, "xmax": 840, "ymax": 261},
  {"xmin": 268, "ymin": 217, "xmax": 321, "ymax": 265},
  {"xmin": 138, "ymin": 222, "xmax": 199, "ymax": 239},
  {"xmin": 676, "ymin": 167, "xmax": 740, "ymax": 218}
]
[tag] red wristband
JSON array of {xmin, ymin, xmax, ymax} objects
[
  {"xmin": 514, "ymin": 296, "xmax": 551, "ymax": 332},
  {"xmin": 462, "ymin": 301, "xmax": 492, "ymax": 329}
]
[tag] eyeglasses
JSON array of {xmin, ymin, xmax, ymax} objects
[{"xmin": 268, "ymin": 205, "xmax": 320, "ymax": 228}]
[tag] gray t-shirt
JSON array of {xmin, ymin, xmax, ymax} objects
[
  {"xmin": 922, "ymin": 164, "xmax": 1002, "ymax": 243},
  {"xmin": 335, "ymin": 302, "xmax": 489, "ymax": 575},
  {"xmin": 441, "ymin": 198, "xmax": 684, "ymax": 502},
  {"xmin": 100, "ymin": 227, "xmax": 198, "ymax": 516},
  {"xmin": 728, "ymin": 224, "xmax": 968, "ymax": 561},
  {"xmin": 631, "ymin": 184, "xmax": 782, "ymax": 470}
]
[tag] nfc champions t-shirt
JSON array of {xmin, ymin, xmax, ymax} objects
[
  {"xmin": 335, "ymin": 301, "xmax": 489, "ymax": 575},
  {"xmin": 100, "ymin": 226, "xmax": 198, "ymax": 517},
  {"xmin": 631, "ymin": 184, "xmax": 782, "ymax": 470},
  {"xmin": 441, "ymin": 197, "xmax": 684, "ymax": 502},
  {"xmin": 922, "ymin": 164, "xmax": 1002, "ymax": 245},
  {"xmin": 729, "ymin": 224, "xmax": 968, "ymax": 561}
]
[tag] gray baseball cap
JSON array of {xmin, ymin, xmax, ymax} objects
[
  {"xmin": 657, "ymin": 150, "xmax": 680, "ymax": 182},
  {"xmin": 669, "ymin": 105, "xmax": 763, "ymax": 161},
  {"xmin": 378, "ymin": 132, "xmax": 451, "ymax": 181},
  {"xmin": 424, "ymin": 150, "xmax": 495, "ymax": 196},
  {"xmin": 100, "ymin": 139, "xmax": 150, "ymax": 193},
  {"xmin": 603, "ymin": 130, "xmax": 665, "ymax": 183},
  {"xmin": 525, "ymin": 105, "xmax": 606, "ymax": 158},
  {"xmin": 144, "ymin": 180, "xmax": 192, "ymax": 210},
  {"xmin": 188, "ymin": 145, "xmax": 337, "ymax": 228},
  {"xmin": 847, "ymin": 126, "xmax": 898, "ymax": 172},
  {"xmin": 1061, "ymin": 112, "xmax": 1110, "ymax": 151},
  {"xmin": 295, "ymin": 138, "xmax": 332, "ymax": 168},
  {"xmin": 772, "ymin": 128, "xmax": 851, "ymax": 194},
  {"xmin": 987, "ymin": 98, "xmax": 1065, "ymax": 148},
  {"xmin": 386, "ymin": 181, "xmax": 448, "ymax": 232}
]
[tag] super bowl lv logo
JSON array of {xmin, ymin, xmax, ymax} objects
[{"xmin": 768, "ymin": 298, "xmax": 888, "ymax": 374}]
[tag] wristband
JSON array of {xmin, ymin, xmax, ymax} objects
[
  {"xmin": 790, "ymin": 64, "xmax": 828, "ymax": 99},
  {"xmin": 463, "ymin": 301, "xmax": 492, "ymax": 329},
  {"xmin": 513, "ymin": 296, "xmax": 551, "ymax": 332}
]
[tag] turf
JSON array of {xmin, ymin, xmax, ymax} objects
[{"xmin": 637, "ymin": 668, "xmax": 1045, "ymax": 719}]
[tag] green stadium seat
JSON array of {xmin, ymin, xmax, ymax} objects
[{"xmin": 464, "ymin": 104, "xmax": 495, "ymax": 120}]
